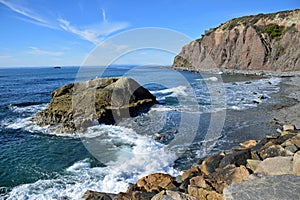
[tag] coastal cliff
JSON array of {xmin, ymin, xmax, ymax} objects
[{"xmin": 173, "ymin": 9, "xmax": 300, "ymax": 72}]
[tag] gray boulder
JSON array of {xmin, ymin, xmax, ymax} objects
[{"xmin": 223, "ymin": 174, "xmax": 300, "ymax": 200}]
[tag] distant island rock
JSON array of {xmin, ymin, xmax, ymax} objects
[
  {"xmin": 173, "ymin": 9, "xmax": 300, "ymax": 72},
  {"xmin": 32, "ymin": 77, "xmax": 157, "ymax": 134}
]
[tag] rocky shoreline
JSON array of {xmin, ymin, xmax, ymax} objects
[
  {"xmin": 83, "ymin": 124, "xmax": 300, "ymax": 200},
  {"xmin": 81, "ymin": 76, "xmax": 300, "ymax": 200},
  {"xmin": 172, "ymin": 66, "xmax": 300, "ymax": 77}
]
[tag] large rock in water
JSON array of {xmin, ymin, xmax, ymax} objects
[
  {"xmin": 172, "ymin": 9, "xmax": 300, "ymax": 72},
  {"xmin": 32, "ymin": 77, "xmax": 157, "ymax": 133}
]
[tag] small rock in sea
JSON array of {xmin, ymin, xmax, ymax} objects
[
  {"xmin": 266, "ymin": 81, "xmax": 272, "ymax": 84},
  {"xmin": 252, "ymin": 100, "xmax": 260, "ymax": 104},
  {"xmin": 57, "ymin": 197, "xmax": 69, "ymax": 200},
  {"xmin": 258, "ymin": 95, "xmax": 268, "ymax": 100},
  {"xmin": 245, "ymin": 81, "xmax": 252, "ymax": 84}
]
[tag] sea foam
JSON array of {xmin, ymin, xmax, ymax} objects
[{"xmin": 4, "ymin": 124, "xmax": 180, "ymax": 199}]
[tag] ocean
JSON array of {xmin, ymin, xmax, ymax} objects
[{"xmin": 0, "ymin": 66, "xmax": 281, "ymax": 199}]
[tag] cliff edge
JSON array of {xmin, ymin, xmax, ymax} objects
[{"xmin": 173, "ymin": 9, "xmax": 300, "ymax": 72}]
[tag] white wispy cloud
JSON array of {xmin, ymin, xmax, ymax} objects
[
  {"xmin": 0, "ymin": 0, "xmax": 55, "ymax": 29},
  {"xmin": 0, "ymin": 1, "xmax": 129, "ymax": 44},
  {"xmin": 58, "ymin": 18, "xmax": 102, "ymax": 44},
  {"xmin": 102, "ymin": 8, "xmax": 107, "ymax": 23},
  {"xmin": 28, "ymin": 47, "xmax": 63, "ymax": 56},
  {"xmin": 57, "ymin": 8, "xmax": 129, "ymax": 44}
]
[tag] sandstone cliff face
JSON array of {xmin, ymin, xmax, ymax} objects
[
  {"xmin": 32, "ymin": 77, "xmax": 157, "ymax": 133},
  {"xmin": 173, "ymin": 9, "xmax": 300, "ymax": 72}
]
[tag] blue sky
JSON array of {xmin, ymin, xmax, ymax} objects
[{"xmin": 0, "ymin": 0, "xmax": 299, "ymax": 67}]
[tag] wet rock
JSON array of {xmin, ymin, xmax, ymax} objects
[
  {"xmin": 83, "ymin": 190, "xmax": 113, "ymax": 200},
  {"xmin": 188, "ymin": 186, "xmax": 222, "ymax": 200},
  {"xmin": 281, "ymin": 134, "xmax": 300, "ymax": 149},
  {"xmin": 283, "ymin": 124, "xmax": 296, "ymax": 131},
  {"xmin": 211, "ymin": 165, "xmax": 250, "ymax": 193},
  {"xmin": 218, "ymin": 150, "xmax": 251, "ymax": 168},
  {"xmin": 285, "ymin": 144, "xmax": 298, "ymax": 153},
  {"xmin": 239, "ymin": 140, "xmax": 257, "ymax": 149},
  {"xmin": 273, "ymin": 134, "xmax": 296, "ymax": 145},
  {"xmin": 258, "ymin": 144, "xmax": 293, "ymax": 160},
  {"xmin": 252, "ymin": 100, "xmax": 260, "ymax": 104},
  {"xmin": 293, "ymin": 151, "xmax": 300, "ymax": 176},
  {"xmin": 117, "ymin": 190, "xmax": 157, "ymax": 200},
  {"xmin": 32, "ymin": 77, "xmax": 157, "ymax": 133},
  {"xmin": 201, "ymin": 154, "xmax": 224, "ymax": 175},
  {"xmin": 182, "ymin": 165, "xmax": 201, "ymax": 181},
  {"xmin": 136, "ymin": 173, "xmax": 177, "ymax": 193},
  {"xmin": 223, "ymin": 174, "xmax": 300, "ymax": 200},
  {"xmin": 189, "ymin": 176, "xmax": 212, "ymax": 190},
  {"xmin": 246, "ymin": 159, "xmax": 261, "ymax": 172},
  {"xmin": 151, "ymin": 190, "xmax": 198, "ymax": 200},
  {"xmin": 131, "ymin": 191, "xmax": 158, "ymax": 200},
  {"xmin": 281, "ymin": 131, "xmax": 291, "ymax": 136},
  {"xmin": 258, "ymin": 95, "xmax": 268, "ymax": 100},
  {"xmin": 255, "ymin": 156, "xmax": 293, "ymax": 175}
]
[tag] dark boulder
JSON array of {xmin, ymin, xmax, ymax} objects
[{"xmin": 83, "ymin": 190, "xmax": 114, "ymax": 200}]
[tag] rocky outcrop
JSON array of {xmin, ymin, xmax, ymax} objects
[
  {"xmin": 152, "ymin": 190, "xmax": 198, "ymax": 200},
  {"xmin": 109, "ymin": 125, "xmax": 300, "ymax": 200},
  {"xmin": 173, "ymin": 9, "xmax": 300, "ymax": 72},
  {"xmin": 83, "ymin": 190, "xmax": 115, "ymax": 200},
  {"xmin": 32, "ymin": 77, "xmax": 157, "ymax": 133},
  {"xmin": 116, "ymin": 173, "xmax": 178, "ymax": 200}
]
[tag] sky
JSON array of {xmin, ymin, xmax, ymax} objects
[{"xmin": 0, "ymin": 0, "xmax": 299, "ymax": 67}]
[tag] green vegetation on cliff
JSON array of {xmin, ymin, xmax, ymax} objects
[{"xmin": 264, "ymin": 24, "xmax": 285, "ymax": 39}]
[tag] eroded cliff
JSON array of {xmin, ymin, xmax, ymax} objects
[{"xmin": 173, "ymin": 9, "xmax": 300, "ymax": 72}]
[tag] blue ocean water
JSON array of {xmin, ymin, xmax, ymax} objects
[{"xmin": 0, "ymin": 66, "xmax": 281, "ymax": 199}]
